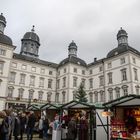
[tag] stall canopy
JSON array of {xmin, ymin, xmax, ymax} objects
[
  {"xmin": 60, "ymin": 100, "xmax": 95, "ymax": 109},
  {"xmin": 27, "ymin": 104, "xmax": 41, "ymax": 110},
  {"xmin": 41, "ymin": 103, "xmax": 61, "ymax": 110},
  {"xmin": 103, "ymin": 94, "xmax": 140, "ymax": 108}
]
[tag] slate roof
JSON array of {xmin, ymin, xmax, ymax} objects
[
  {"xmin": 58, "ymin": 56, "xmax": 87, "ymax": 67},
  {"xmin": 107, "ymin": 45, "xmax": 140, "ymax": 58},
  {"xmin": 21, "ymin": 32, "xmax": 40, "ymax": 45},
  {"xmin": 0, "ymin": 34, "xmax": 13, "ymax": 46},
  {"xmin": 13, "ymin": 53, "xmax": 58, "ymax": 68}
]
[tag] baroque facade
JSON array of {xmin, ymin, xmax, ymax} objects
[{"xmin": 0, "ymin": 13, "xmax": 140, "ymax": 110}]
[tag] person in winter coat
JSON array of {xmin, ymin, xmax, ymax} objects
[
  {"xmin": 19, "ymin": 113, "xmax": 26, "ymax": 140},
  {"xmin": 43, "ymin": 117, "xmax": 49, "ymax": 140},
  {"xmin": 13, "ymin": 113, "xmax": 20, "ymax": 140},
  {"xmin": 67, "ymin": 117, "xmax": 77, "ymax": 140},
  {"xmin": 26, "ymin": 111, "xmax": 36, "ymax": 140},
  {"xmin": 0, "ymin": 111, "xmax": 9, "ymax": 140},
  {"xmin": 79, "ymin": 116, "xmax": 88, "ymax": 140},
  {"xmin": 38, "ymin": 116, "xmax": 43, "ymax": 138}
]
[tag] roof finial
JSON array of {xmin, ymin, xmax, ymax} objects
[
  {"xmin": 1, "ymin": 13, "xmax": 3, "ymax": 16},
  {"xmin": 120, "ymin": 27, "xmax": 122, "ymax": 30},
  {"xmin": 31, "ymin": 25, "xmax": 35, "ymax": 32},
  {"xmin": 72, "ymin": 40, "xmax": 74, "ymax": 43}
]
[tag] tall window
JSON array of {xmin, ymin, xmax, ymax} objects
[
  {"xmin": 9, "ymin": 72, "xmax": 16, "ymax": 83},
  {"xmin": 94, "ymin": 91, "xmax": 98, "ymax": 102},
  {"xmin": 63, "ymin": 77, "xmax": 66, "ymax": 88},
  {"xmin": 31, "ymin": 67, "xmax": 36, "ymax": 72},
  {"xmin": 0, "ymin": 49, "xmax": 6, "ymax": 55},
  {"xmin": 48, "ymin": 79, "xmax": 52, "ymax": 88},
  {"xmin": 38, "ymin": 91, "xmax": 43, "ymax": 100},
  {"xmin": 108, "ymin": 72, "xmax": 113, "ymax": 84},
  {"xmin": 135, "ymin": 86, "xmax": 140, "ymax": 95},
  {"xmin": 21, "ymin": 64, "xmax": 27, "ymax": 70},
  {"xmin": 99, "ymin": 66, "xmax": 103, "ymax": 72},
  {"xmin": 100, "ymin": 90, "xmax": 105, "ymax": 102},
  {"xmin": 108, "ymin": 88, "xmax": 113, "ymax": 101},
  {"xmin": 121, "ymin": 68, "xmax": 127, "ymax": 81},
  {"xmin": 99, "ymin": 75, "xmax": 104, "ymax": 86},
  {"xmin": 73, "ymin": 91, "xmax": 76, "ymax": 100},
  {"xmin": 18, "ymin": 88, "xmax": 24, "ymax": 99},
  {"xmin": 0, "ymin": 61, "xmax": 4, "ymax": 74},
  {"xmin": 62, "ymin": 91, "xmax": 66, "ymax": 103},
  {"xmin": 57, "ymin": 79, "xmax": 60, "ymax": 89},
  {"xmin": 30, "ymin": 76, "xmax": 35, "ymax": 86},
  {"xmin": 73, "ymin": 68, "xmax": 77, "ymax": 73},
  {"xmin": 0, "ymin": 79, "xmax": 2, "ymax": 86},
  {"xmin": 132, "ymin": 57, "xmax": 136, "ymax": 64},
  {"xmin": 120, "ymin": 57, "xmax": 125, "ymax": 64},
  {"xmin": 115, "ymin": 87, "xmax": 120, "ymax": 99},
  {"xmin": 40, "ymin": 68, "xmax": 45, "ymax": 74},
  {"xmin": 82, "ymin": 70, "xmax": 85, "ymax": 75},
  {"xmin": 122, "ymin": 85, "xmax": 128, "ymax": 96},
  {"xmin": 49, "ymin": 71, "xmax": 53, "ymax": 75},
  {"xmin": 73, "ymin": 77, "xmax": 77, "ymax": 87},
  {"xmin": 55, "ymin": 93, "xmax": 59, "ymax": 103},
  {"xmin": 89, "ymin": 78, "xmax": 93, "ymax": 88},
  {"xmin": 81, "ymin": 78, "xmax": 86, "ymax": 87},
  {"xmin": 89, "ymin": 92, "xmax": 93, "ymax": 103},
  {"xmin": 89, "ymin": 69, "xmax": 92, "ymax": 75},
  {"xmin": 64, "ymin": 68, "xmax": 66, "ymax": 73},
  {"xmin": 39, "ymin": 77, "xmax": 44, "ymax": 87},
  {"xmin": 20, "ymin": 74, "xmax": 26, "ymax": 84},
  {"xmin": 108, "ymin": 62, "xmax": 112, "ymax": 69},
  {"xmin": 47, "ymin": 92, "xmax": 51, "ymax": 102},
  {"xmin": 8, "ymin": 87, "xmax": 14, "ymax": 98},
  {"xmin": 28, "ymin": 89, "xmax": 34, "ymax": 100},
  {"xmin": 134, "ymin": 68, "xmax": 138, "ymax": 81}
]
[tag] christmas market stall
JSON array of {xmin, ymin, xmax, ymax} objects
[
  {"xmin": 103, "ymin": 94, "xmax": 140, "ymax": 140},
  {"xmin": 60, "ymin": 100, "xmax": 107, "ymax": 140}
]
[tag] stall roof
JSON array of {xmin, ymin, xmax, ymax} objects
[
  {"xmin": 41, "ymin": 103, "xmax": 61, "ymax": 110},
  {"xmin": 27, "ymin": 104, "xmax": 41, "ymax": 110},
  {"xmin": 103, "ymin": 94, "xmax": 140, "ymax": 108},
  {"xmin": 61, "ymin": 100, "xmax": 95, "ymax": 109}
]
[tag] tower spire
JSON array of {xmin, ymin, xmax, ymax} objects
[{"xmin": 31, "ymin": 25, "xmax": 35, "ymax": 32}]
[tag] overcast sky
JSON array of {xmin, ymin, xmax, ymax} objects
[{"xmin": 1, "ymin": 0, "xmax": 140, "ymax": 64}]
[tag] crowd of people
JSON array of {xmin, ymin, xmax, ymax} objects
[
  {"xmin": 0, "ymin": 109, "xmax": 89, "ymax": 140},
  {"xmin": 0, "ymin": 110, "xmax": 50, "ymax": 140}
]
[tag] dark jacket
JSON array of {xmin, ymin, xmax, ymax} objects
[
  {"xmin": 27, "ymin": 114, "xmax": 36, "ymax": 128},
  {"xmin": 67, "ymin": 119, "xmax": 77, "ymax": 140},
  {"xmin": 13, "ymin": 117, "xmax": 20, "ymax": 136}
]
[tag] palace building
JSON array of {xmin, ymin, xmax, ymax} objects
[{"xmin": 0, "ymin": 13, "xmax": 140, "ymax": 110}]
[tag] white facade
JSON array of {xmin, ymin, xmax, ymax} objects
[{"xmin": 0, "ymin": 14, "xmax": 140, "ymax": 110}]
